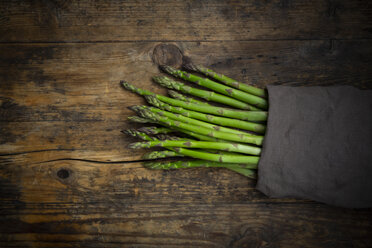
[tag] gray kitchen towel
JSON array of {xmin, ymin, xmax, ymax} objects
[{"xmin": 256, "ymin": 85, "xmax": 372, "ymax": 208}]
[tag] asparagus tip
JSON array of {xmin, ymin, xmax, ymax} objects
[
  {"xmin": 120, "ymin": 80, "xmax": 135, "ymax": 91},
  {"xmin": 153, "ymin": 75, "xmax": 174, "ymax": 89},
  {"xmin": 168, "ymin": 89, "xmax": 178, "ymax": 97},
  {"xmin": 142, "ymin": 161, "xmax": 158, "ymax": 169},
  {"xmin": 128, "ymin": 105, "xmax": 142, "ymax": 112},
  {"xmin": 142, "ymin": 153, "xmax": 152, "ymax": 160},
  {"xmin": 128, "ymin": 142, "xmax": 142, "ymax": 149},
  {"xmin": 127, "ymin": 116, "xmax": 152, "ymax": 123},
  {"xmin": 156, "ymin": 134, "xmax": 180, "ymax": 140},
  {"xmin": 182, "ymin": 57, "xmax": 199, "ymax": 72},
  {"xmin": 138, "ymin": 108, "xmax": 159, "ymax": 121},
  {"xmin": 152, "ymin": 75, "xmax": 164, "ymax": 81},
  {"xmin": 138, "ymin": 126, "xmax": 157, "ymax": 135},
  {"xmin": 144, "ymin": 95, "xmax": 162, "ymax": 107},
  {"xmin": 142, "ymin": 152, "xmax": 160, "ymax": 160},
  {"xmin": 122, "ymin": 129, "xmax": 137, "ymax": 136},
  {"xmin": 159, "ymin": 65, "xmax": 176, "ymax": 74},
  {"xmin": 121, "ymin": 129, "xmax": 130, "ymax": 135}
]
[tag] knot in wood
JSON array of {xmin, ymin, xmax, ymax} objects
[
  {"xmin": 152, "ymin": 44, "xmax": 183, "ymax": 68},
  {"xmin": 57, "ymin": 168, "xmax": 70, "ymax": 179}
]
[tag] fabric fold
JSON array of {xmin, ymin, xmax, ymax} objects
[{"xmin": 256, "ymin": 85, "xmax": 372, "ymax": 208}]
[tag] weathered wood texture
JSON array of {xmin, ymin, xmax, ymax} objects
[
  {"xmin": 1, "ymin": 160, "xmax": 372, "ymax": 247},
  {"xmin": 1, "ymin": 41, "xmax": 371, "ymax": 162},
  {"xmin": 0, "ymin": 0, "xmax": 371, "ymax": 42},
  {"xmin": 1, "ymin": 0, "xmax": 372, "ymax": 247}
]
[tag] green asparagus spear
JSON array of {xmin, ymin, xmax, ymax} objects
[
  {"xmin": 155, "ymin": 133, "xmax": 221, "ymax": 143},
  {"xmin": 131, "ymin": 104, "xmax": 259, "ymax": 137},
  {"xmin": 138, "ymin": 126, "xmax": 173, "ymax": 135},
  {"xmin": 123, "ymin": 129, "xmax": 185, "ymax": 157},
  {"xmin": 168, "ymin": 90, "xmax": 211, "ymax": 106},
  {"xmin": 167, "ymin": 147, "xmax": 259, "ymax": 163},
  {"xmin": 143, "ymin": 160, "xmax": 257, "ymax": 178},
  {"xmin": 136, "ymin": 108, "xmax": 263, "ymax": 146},
  {"xmin": 154, "ymin": 76, "xmax": 256, "ymax": 110},
  {"xmin": 227, "ymin": 166, "xmax": 257, "ymax": 178},
  {"xmin": 121, "ymin": 81, "xmax": 267, "ymax": 122},
  {"xmin": 183, "ymin": 62, "xmax": 267, "ymax": 98},
  {"xmin": 124, "ymin": 129, "xmax": 237, "ymax": 155},
  {"xmin": 143, "ymin": 159, "xmax": 256, "ymax": 169},
  {"xmin": 128, "ymin": 132, "xmax": 237, "ymax": 157},
  {"xmin": 127, "ymin": 114, "xmax": 223, "ymax": 142},
  {"xmin": 127, "ymin": 108, "xmax": 224, "ymax": 142},
  {"xmin": 146, "ymin": 95, "xmax": 266, "ymax": 134},
  {"xmin": 160, "ymin": 66, "xmax": 268, "ymax": 110},
  {"xmin": 123, "ymin": 129, "xmax": 254, "ymax": 163},
  {"xmin": 122, "ymin": 129, "xmax": 154, "ymax": 141},
  {"xmin": 170, "ymin": 127, "xmax": 224, "ymax": 142},
  {"xmin": 128, "ymin": 116, "xmax": 156, "ymax": 123},
  {"xmin": 155, "ymin": 134, "xmax": 184, "ymax": 140},
  {"xmin": 151, "ymin": 135, "xmax": 240, "ymax": 156},
  {"xmin": 142, "ymin": 150, "xmax": 183, "ymax": 159},
  {"xmin": 129, "ymin": 140, "xmax": 261, "ymax": 155}
]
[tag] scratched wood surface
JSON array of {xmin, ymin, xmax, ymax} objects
[
  {"xmin": 0, "ymin": 0, "xmax": 371, "ymax": 41},
  {"xmin": 1, "ymin": 1, "xmax": 372, "ymax": 247}
]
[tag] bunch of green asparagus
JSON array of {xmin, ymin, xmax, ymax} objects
[{"xmin": 121, "ymin": 63, "xmax": 268, "ymax": 179}]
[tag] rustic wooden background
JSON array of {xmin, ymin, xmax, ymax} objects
[{"xmin": 1, "ymin": 0, "xmax": 372, "ymax": 247}]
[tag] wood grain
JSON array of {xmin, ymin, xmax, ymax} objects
[
  {"xmin": 1, "ymin": 160, "xmax": 372, "ymax": 247},
  {"xmin": 0, "ymin": 0, "xmax": 371, "ymax": 42},
  {"xmin": 1, "ymin": 40, "xmax": 372, "ymax": 247},
  {"xmin": 1, "ymin": 0, "xmax": 372, "ymax": 247},
  {"xmin": 1, "ymin": 41, "xmax": 371, "ymax": 163}
]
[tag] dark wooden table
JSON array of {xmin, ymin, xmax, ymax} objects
[{"xmin": 1, "ymin": 1, "xmax": 372, "ymax": 247}]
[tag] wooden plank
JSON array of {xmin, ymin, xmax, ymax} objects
[
  {"xmin": 0, "ymin": 122, "xmax": 148, "ymax": 163},
  {"xmin": 0, "ymin": 160, "xmax": 371, "ymax": 247},
  {"xmin": 0, "ymin": 0, "xmax": 371, "ymax": 42},
  {"xmin": 1, "ymin": 1, "xmax": 371, "ymax": 247},
  {"xmin": 1, "ymin": 40, "xmax": 371, "ymax": 163}
]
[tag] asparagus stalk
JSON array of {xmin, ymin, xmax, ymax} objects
[
  {"xmin": 128, "ymin": 116, "xmax": 156, "ymax": 123},
  {"xmin": 154, "ymin": 76, "xmax": 256, "ymax": 110},
  {"xmin": 155, "ymin": 132, "xmax": 221, "ymax": 142},
  {"xmin": 168, "ymin": 90, "xmax": 211, "ymax": 106},
  {"xmin": 129, "ymin": 140, "xmax": 261, "ymax": 155},
  {"xmin": 143, "ymin": 160, "xmax": 257, "ymax": 178},
  {"xmin": 155, "ymin": 134, "xmax": 184, "ymax": 140},
  {"xmin": 123, "ymin": 129, "xmax": 185, "ymax": 142},
  {"xmin": 146, "ymin": 95, "xmax": 266, "ymax": 134},
  {"xmin": 170, "ymin": 127, "xmax": 224, "ymax": 142},
  {"xmin": 149, "ymin": 135, "xmax": 241, "ymax": 157},
  {"xmin": 183, "ymin": 62, "xmax": 267, "ymax": 98},
  {"xmin": 123, "ymin": 129, "xmax": 185, "ymax": 157},
  {"xmin": 121, "ymin": 81, "xmax": 267, "ymax": 122},
  {"xmin": 138, "ymin": 126, "xmax": 173, "ymax": 135},
  {"xmin": 228, "ymin": 166, "xmax": 257, "ymax": 178},
  {"xmin": 127, "ymin": 108, "xmax": 224, "ymax": 142},
  {"xmin": 142, "ymin": 150, "xmax": 183, "ymax": 159},
  {"xmin": 128, "ymin": 131, "xmax": 238, "ymax": 157},
  {"xmin": 122, "ymin": 129, "xmax": 154, "ymax": 141},
  {"xmin": 144, "ymin": 159, "xmax": 257, "ymax": 169},
  {"xmin": 124, "ymin": 128, "xmax": 237, "ymax": 155},
  {"xmin": 153, "ymin": 135, "xmax": 231, "ymax": 153},
  {"xmin": 160, "ymin": 66, "xmax": 268, "ymax": 110},
  {"xmin": 127, "ymin": 114, "xmax": 223, "ymax": 142},
  {"xmin": 136, "ymin": 108, "xmax": 263, "ymax": 146},
  {"xmin": 167, "ymin": 147, "xmax": 259, "ymax": 163},
  {"xmin": 131, "ymin": 104, "xmax": 259, "ymax": 137},
  {"xmin": 123, "ymin": 129, "xmax": 256, "ymax": 163}
]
